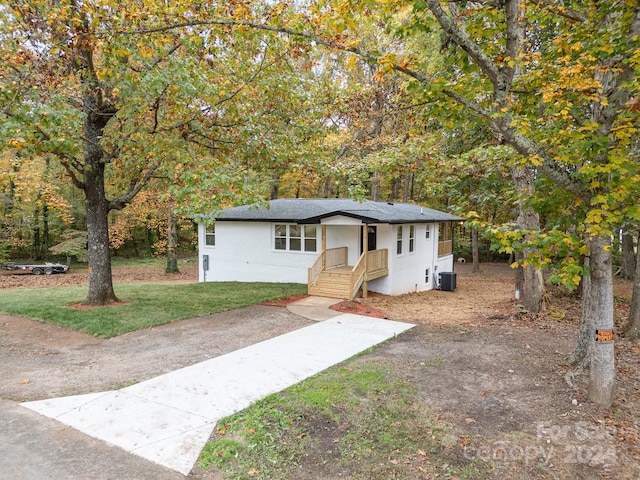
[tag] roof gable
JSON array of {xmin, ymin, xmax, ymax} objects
[{"xmin": 207, "ymin": 199, "xmax": 463, "ymax": 224}]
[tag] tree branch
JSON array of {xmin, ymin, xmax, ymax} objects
[
  {"xmin": 531, "ymin": 0, "xmax": 588, "ymax": 23},
  {"xmin": 108, "ymin": 163, "xmax": 161, "ymax": 211},
  {"xmin": 2, "ymin": 107, "xmax": 87, "ymax": 190},
  {"xmin": 441, "ymin": 89, "xmax": 493, "ymax": 117},
  {"xmin": 425, "ymin": 0, "xmax": 501, "ymax": 85}
]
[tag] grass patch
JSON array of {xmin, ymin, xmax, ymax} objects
[
  {"xmin": 0, "ymin": 282, "xmax": 306, "ymax": 338},
  {"xmin": 199, "ymin": 361, "xmax": 490, "ymax": 480}
]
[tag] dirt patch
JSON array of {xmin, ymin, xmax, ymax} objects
[
  {"xmin": 260, "ymin": 294, "xmax": 309, "ymax": 307},
  {"xmin": 329, "ymin": 299, "xmax": 388, "ymax": 318},
  {"xmin": 0, "ymin": 306, "xmax": 314, "ymax": 402},
  {"xmin": 67, "ymin": 301, "xmax": 131, "ymax": 310},
  {"xmin": 1, "ymin": 261, "xmax": 638, "ymax": 479}
]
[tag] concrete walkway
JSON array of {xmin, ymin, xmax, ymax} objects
[{"xmin": 20, "ymin": 298, "xmax": 414, "ymax": 476}]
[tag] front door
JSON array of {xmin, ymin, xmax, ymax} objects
[
  {"xmin": 360, "ymin": 225, "xmax": 377, "ymax": 254},
  {"xmin": 360, "ymin": 225, "xmax": 378, "ymax": 253},
  {"xmin": 367, "ymin": 226, "xmax": 377, "ymax": 251}
]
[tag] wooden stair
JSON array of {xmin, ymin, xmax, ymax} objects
[
  {"xmin": 307, "ymin": 247, "xmax": 388, "ymax": 300},
  {"xmin": 308, "ymin": 267, "xmax": 353, "ymax": 299}
]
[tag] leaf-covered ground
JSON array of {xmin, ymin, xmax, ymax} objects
[
  {"xmin": 1, "ymin": 260, "xmax": 638, "ymax": 479},
  {"xmin": 194, "ymin": 263, "xmax": 640, "ymax": 480}
]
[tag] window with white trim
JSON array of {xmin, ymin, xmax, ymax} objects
[
  {"xmin": 304, "ymin": 225, "xmax": 317, "ymax": 251},
  {"xmin": 205, "ymin": 223, "xmax": 215, "ymax": 246},
  {"xmin": 274, "ymin": 224, "xmax": 317, "ymax": 252},
  {"xmin": 409, "ymin": 225, "xmax": 415, "ymax": 253},
  {"xmin": 425, "ymin": 268, "xmax": 430, "ymax": 284},
  {"xmin": 289, "ymin": 224, "xmax": 302, "ymax": 251},
  {"xmin": 396, "ymin": 226, "xmax": 403, "ymax": 255}
]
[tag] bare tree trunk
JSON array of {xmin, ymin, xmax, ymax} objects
[
  {"xmin": 165, "ymin": 200, "xmax": 179, "ymax": 274},
  {"xmin": 42, "ymin": 201, "xmax": 49, "ymax": 260},
  {"xmin": 471, "ymin": 226, "xmax": 480, "ymax": 273},
  {"xmin": 270, "ymin": 174, "xmax": 279, "ymax": 200},
  {"xmin": 41, "ymin": 156, "xmax": 50, "ymax": 260},
  {"xmin": 569, "ymin": 254, "xmax": 593, "ymax": 368},
  {"xmin": 371, "ymin": 170, "xmax": 381, "ymax": 201},
  {"xmin": 622, "ymin": 232, "xmax": 636, "ymax": 280},
  {"xmin": 514, "ymin": 251, "xmax": 525, "ymax": 302},
  {"xmin": 587, "ymin": 235, "xmax": 616, "ymax": 406},
  {"xmin": 575, "ymin": 254, "xmax": 586, "ymax": 297},
  {"xmin": 84, "ymin": 156, "xmax": 118, "ymax": 305},
  {"xmin": 402, "ymin": 166, "xmax": 410, "ymax": 203},
  {"xmin": 625, "ymin": 234, "xmax": 640, "ymax": 340},
  {"xmin": 77, "ymin": 29, "xmax": 119, "ymax": 306},
  {"xmin": 389, "ymin": 178, "xmax": 399, "ymax": 201},
  {"xmin": 511, "ymin": 166, "xmax": 544, "ymax": 313},
  {"xmin": 323, "ymin": 178, "xmax": 332, "ymax": 198},
  {"xmin": 32, "ymin": 204, "xmax": 40, "ymax": 261}
]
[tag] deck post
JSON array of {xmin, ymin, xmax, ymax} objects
[
  {"xmin": 362, "ymin": 224, "xmax": 368, "ymax": 299},
  {"xmin": 322, "ymin": 225, "xmax": 326, "ymax": 268}
]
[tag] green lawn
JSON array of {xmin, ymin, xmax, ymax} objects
[
  {"xmin": 199, "ymin": 360, "xmax": 488, "ymax": 480},
  {"xmin": 0, "ymin": 282, "xmax": 307, "ymax": 338}
]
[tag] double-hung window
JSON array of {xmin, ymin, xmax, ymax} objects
[
  {"xmin": 274, "ymin": 224, "xmax": 317, "ymax": 252},
  {"xmin": 205, "ymin": 224, "xmax": 215, "ymax": 246},
  {"xmin": 304, "ymin": 225, "xmax": 317, "ymax": 251},
  {"xmin": 396, "ymin": 226, "xmax": 403, "ymax": 255},
  {"xmin": 409, "ymin": 225, "xmax": 415, "ymax": 253}
]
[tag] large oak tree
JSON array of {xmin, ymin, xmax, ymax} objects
[
  {"xmin": 0, "ymin": 1, "xmax": 325, "ymax": 304},
  {"xmin": 382, "ymin": 0, "xmax": 639, "ymax": 405}
]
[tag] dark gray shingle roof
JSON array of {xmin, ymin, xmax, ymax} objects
[{"xmin": 207, "ymin": 199, "xmax": 462, "ymax": 224}]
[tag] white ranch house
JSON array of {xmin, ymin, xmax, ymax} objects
[{"xmin": 197, "ymin": 198, "xmax": 462, "ymax": 299}]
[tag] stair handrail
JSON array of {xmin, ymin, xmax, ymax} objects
[
  {"xmin": 308, "ymin": 249, "xmax": 326, "ymax": 287},
  {"xmin": 349, "ymin": 252, "xmax": 366, "ymax": 300}
]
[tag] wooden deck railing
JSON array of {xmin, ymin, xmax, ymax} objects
[
  {"xmin": 350, "ymin": 252, "xmax": 366, "ymax": 300},
  {"xmin": 308, "ymin": 250, "xmax": 325, "ymax": 288},
  {"xmin": 326, "ymin": 247, "xmax": 348, "ymax": 268},
  {"xmin": 438, "ymin": 240, "xmax": 453, "ymax": 257},
  {"xmin": 308, "ymin": 247, "xmax": 348, "ymax": 288},
  {"xmin": 309, "ymin": 247, "xmax": 389, "ymax": 299},
  {"xmin": 366, "ymin": 249, "xmax": 388, "ymax": 275}
]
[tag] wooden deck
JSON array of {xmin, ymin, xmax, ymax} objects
[{"xmin": 308, "ymin": 249, "xmax": 388, "ymax": 300}]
